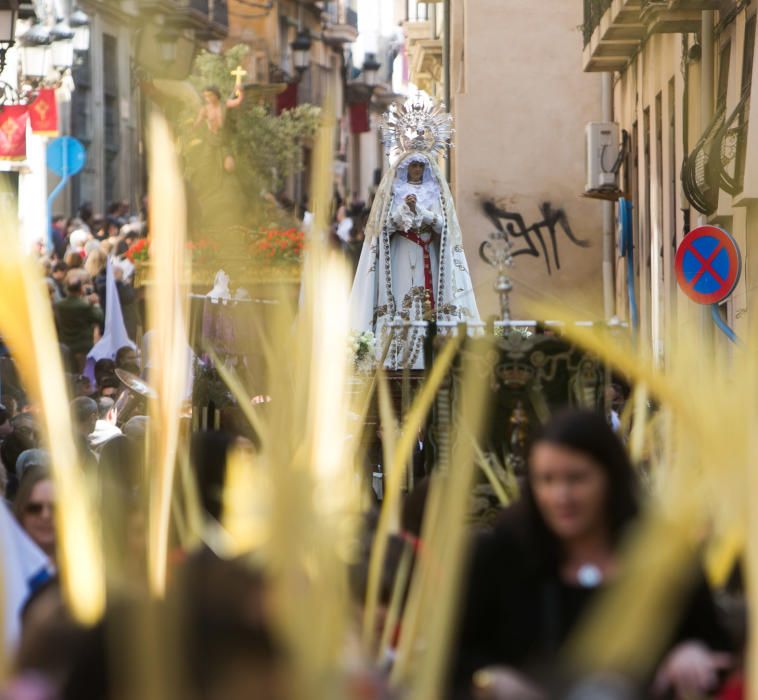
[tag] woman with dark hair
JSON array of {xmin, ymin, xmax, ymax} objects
[
  {"xmin": 13, "ymin": 465, "xmax": 56, "ymax": 562},
  {"xmin": 452, "ymin": 409, "xmax": 730, "ymax": 699}
]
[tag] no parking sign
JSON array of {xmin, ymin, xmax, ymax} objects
[{"xmin": 674, "ymin": 226, "xmax": 741, "ymax": 305}]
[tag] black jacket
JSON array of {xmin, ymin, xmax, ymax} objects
[{"xmin": 451, "ymin": 505, "xmax": 730, "ymax": 698}]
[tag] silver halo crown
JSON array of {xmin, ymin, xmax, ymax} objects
[{"xmin": 380, "ymin": 96, "xmax": 454, "ymax": 159}]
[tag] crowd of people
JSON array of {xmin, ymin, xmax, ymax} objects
[
  {"xmin": 40, "ymin": 200, "xmax": 148, "ymax": 375},
  {"xmin": 290, "ymin": 193, "xmax": 368, "ymax": 273},
  {"xmin": 0, "ymin": 192, "xmax": 748, "ymax": 700},
  {"xmin": 0, "ymin": 393, "xmax": 747, "ymax": 699}
]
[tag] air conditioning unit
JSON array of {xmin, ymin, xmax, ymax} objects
[{"xmin": 585, "ymin": 121, "xmax": 620, "ymax": 195}]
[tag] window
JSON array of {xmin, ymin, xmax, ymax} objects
[
  {"xmin": 741, "ymin": 15, "xmax": 756, "ymax": 96},
  {"xmin": 643, "ymin": 107, "xmax": 651, "ymax": 259},
  {"xmin": 643, "ymin": 107, "xmax": 652, "ymax": 342},
  {"xmin": 407, "ymin": 0, "xmax": 428, "ymax": 21},
  {"xmin": 103, "ymin": 34, "xmax": 120, "ymax": 206},
  {"xmin": 667, "ymin": 78, "xmax": 678, "ymax": 330},
  {"xmin": 71, "ymin": 48, "xmax": 91, "ymax": 145},
  {"xmin": 626, "ymin": 119, "xmax": 640, "ymax": 327},
  {"xmin": 279, "ymin": 17, "xmax": 291, "ymax": 75},
  {"xmin": 735, "ymin": 16, "xmax": 755, "ymax": 188},
  {"xmin": 71, "ymin": 49, "xmax": 92, "ymax": 211},
  {"xmin": 717, "ymin": 42, "xmax": 731, "ymax": 110}
]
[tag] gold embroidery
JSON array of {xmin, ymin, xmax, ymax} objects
[
  {"xmin": 1, "ymin": 118, "xmax": 18, "ymax": 140},
  {"xmin": 372, "ymin": 304, "xmax": 389, "ymax": 324},
  {"xmin": 402, "ymin": 286, "xmax": 427, "ymax": 310},
  {"xmin": 33, "ymin": 100, "xmax": 50, "ymax": 121}
]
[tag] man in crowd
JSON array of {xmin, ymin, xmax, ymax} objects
[
  {"xmin": 50, "ymin": 261, "xmax": 67, "ymax": 299},
  {"xmin": 70, "ymin": 396, "xmax": 98, "ymax": 469},
  {"xmin": 88, "ymin": 396, "xmax": 121, "ymax": 457},
  {"xmin": 53, "ymin": 274, "xmax": 103, "ymax": 371},
  {"xmin": 115, "ymin": 346, "xmax": 140, "ymax": 376},
  {"xmin": 0, "ymin": 413, "xmax": 39, "ymax": 498},
  {"xmin": 50, "ymin": 216, "xmax": 68, "ymax": 260},
  {"xmin": 0, "ymin": 403, "xmax": 11, "ymax": 441}
]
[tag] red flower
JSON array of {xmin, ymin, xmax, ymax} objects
[{"xmin": 126, "ymin": 238, "xmax": 150, "ymax": 263}]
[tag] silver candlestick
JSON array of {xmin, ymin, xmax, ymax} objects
[{"xmin": 479, "ymin": 230, "xmax": 515, "ymax": 324}]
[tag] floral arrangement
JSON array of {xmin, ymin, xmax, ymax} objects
[
  {"xmin": 126, "ymin": 238, "xmax": 150, "ymax": 263},
  {"xmin": 348, "ymin": 330, "xmax": 376, "ymax": 371},
  {"xmin": 187, "ymin": 238, "xmax": 220, "ymax": 264},
  {"xmin": 248, "ymin": 228, "xmax": 305, "ymax": 265}
]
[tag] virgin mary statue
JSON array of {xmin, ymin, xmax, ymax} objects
[{"xmin": 349, "ymin": 99, "xmax": 480, "ymax": 370}]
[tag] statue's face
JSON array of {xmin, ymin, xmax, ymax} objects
[{"xmin": 407, "ymin": 160, "xmax": 426, "ymax": 183}]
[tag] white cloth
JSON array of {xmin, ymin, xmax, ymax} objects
[
  {"xmin": 114, "ymin": 256, "xmax": 135, "ymax": 283},
  {"xmin": 141, "ymin": 330, "xmax": 195, "ymax": 402},
  {"xmin": 207, "ymin": 269, "xmax": 232, "ymax": 302},
  {"xmin": 302, "ymin": 210, "xmax": 313, "ymax": 234},
  {"xmin": 349, "ymin": 152, "xmax": 480, "ymax": 369},
  {"xmin": 88, "ymin": 419, "xmax": 122, "ymax": 451},
  {"xmin": 336, "ymin": 217, "xmax": 353, "ymax": 243},
  {"xmin": 0, "ymin": 502, "xmax": 54, "ymax": 651},
  {"xmin": 85, "ymin": 258, "xmax": 136, "ymax": 383}
]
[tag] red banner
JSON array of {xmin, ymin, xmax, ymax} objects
[
  {"xmin": 29, "ymin": 88, "xmax": 58, "ymax": 136},
  {"xmin": 276, "ymin": 82, "xmax": 298, "ymax": 115},
  {"xmin": 349, "ymin": 101, "xmax": 370, "ymax": 134},
  {"xmin": 0, "ymin": 106, "xmax": 28, "ymax": 161}
]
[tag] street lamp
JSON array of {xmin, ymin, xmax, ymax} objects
[
  {"xmin": 290, "ymin": 29, "xmax": 312, "ymax": 78},
  {"xmin": 19, "ymin": 20, "xmax": 52, "ymax": 80},
  {"xmin": 49, "ymin": 17, "xmax": 75, "ymax": 72},
  {"xmin": 0, "ymin": 0, "xmax": 17, "ymax": 74},
  {"xmin": 156, "ymin": 22, "xmax": 179, "ymax": 64},
  {"xmin": 68, "ymin": 7, "xmax": 90, "ymax": 53},
  {"xmin": 361, "ymin": 52, "xmax": 381, "ymax": 89}
]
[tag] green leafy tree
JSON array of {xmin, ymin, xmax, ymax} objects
[{"xmin": 189, "ymin": 45, "xmax": 320, "ymax": 194}]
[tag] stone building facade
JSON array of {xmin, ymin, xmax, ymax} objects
[{"xmin": 583, "ymin": 0, "xmax": 758, "ymax": 357}]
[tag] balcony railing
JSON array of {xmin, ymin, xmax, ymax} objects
[
  {"xmin": 140, "ymin": 0, "xmax": 229, "ymax": 34},
  {"xmin": 682, "ymin": 105, "xmax": 725, "ymax": 215},
  {"xmin": 322, "ymin": 0, "xmax": 359, "ymax": 45},
  {"xmin": 583, "ymin": 0, "xmax": 613, "ymax": 47},
  {"xmin": 720, "ymin": 90, "xmax": 751, "ymax": 196},
  {"xmin": 680, "ymin": 90, "xmax": 750, "ymax": 215}
]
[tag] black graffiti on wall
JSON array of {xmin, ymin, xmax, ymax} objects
[{"xmin": 482, "ymin": 200, "xmax": 591, "ymax": 275}]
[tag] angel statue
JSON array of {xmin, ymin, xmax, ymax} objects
[{"xmin": 349, "ymin": 98, "xmax": 480, "ymax": 370}]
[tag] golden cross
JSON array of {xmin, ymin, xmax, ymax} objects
[
  {"xmin": 230, "ymin": 65, "xmax": 247, "ymax": 88},
  {"xmin": 1, "ymin": 117, "xmax": 18, "ymax": 140},
  {"xmin": 34, "ymin": 99, "xmax": 49, "ymax": 121}
]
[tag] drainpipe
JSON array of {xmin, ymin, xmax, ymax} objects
[
  {"xmin": 602, "ymin": 72, "xmax": 616, "ymax": 321},
  {"xmin": 699, "ymin": 11, "xmax": 714, "ymax": 341}
]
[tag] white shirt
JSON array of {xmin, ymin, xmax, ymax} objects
[{"xmin": 337, "ymin": 216, "xmax": 354, "ymax": 243}]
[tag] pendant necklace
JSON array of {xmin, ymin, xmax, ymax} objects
[{"xmin": 576, "ymin": 563, "xmax": 603, "ymax": 588}]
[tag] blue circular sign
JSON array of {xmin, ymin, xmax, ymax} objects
[
  {"xmin": 46, "ymin": 136, "xmax": 86, "ymax": 178},
  {"xmin": 675, "ymin": 226, "xmax": 741, "ymax": 305}
]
